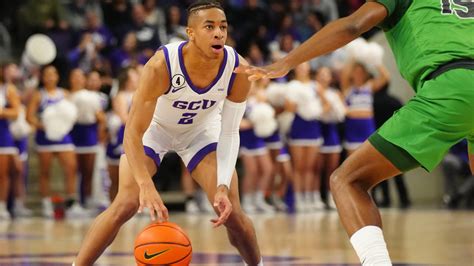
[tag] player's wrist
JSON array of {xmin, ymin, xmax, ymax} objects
[{"xmin": 217, "ymin": 184, "xmax": 229, "ymax": 192}]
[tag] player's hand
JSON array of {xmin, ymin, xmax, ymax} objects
[
  {"xmin": 211, "ymin": 185, "xmax": 232, "ymax": 228},
  {"xmin": 234, "ymin": 60, "xmax": 291, "ymax": 81},
  {"xmin": 138, "ymin": 181, "xmax": 169, "ymax": 222}
]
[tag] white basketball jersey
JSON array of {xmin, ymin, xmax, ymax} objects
[{"xmin": 152, "ymin": 41, "xmax": 239, "ymax": 132}]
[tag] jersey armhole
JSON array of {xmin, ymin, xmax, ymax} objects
[
  {"xmin": 159, "ymin": 45, "xmax": 172, "ymax": 95},
  {"xmin": 227, "ymin": 48, "xmax": 240, "ymax": 96}
]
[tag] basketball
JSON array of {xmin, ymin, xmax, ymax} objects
[{"xmin": 134, "ymin": 222, "xmax": 192, "ymax": 266}]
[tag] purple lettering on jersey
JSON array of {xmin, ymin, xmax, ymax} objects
[
  {"xmin": 172, "ymin": 100, "xmax": 217, "ymax": 110},
  {"xmin": 202, "ymin": 99, "xmax": 217, "ymax": 110},
  {"xmin": 173, "ymin": 101, "xmax": 188, "ymax": 109},
  {"xmin": 188, "ymin": 101, "xmax": 201, "ymax": 110}
]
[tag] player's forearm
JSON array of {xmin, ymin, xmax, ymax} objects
[
  {"xmin": 217, "ymin": 100, "xmax": 247, "ymax": 188},
  {"xmin": 123, "ymin": 127, "xmax": 153, "ymax": 186},
  {"xmin": 283, "ymin": 17, "xmax": 363, "ymax": 69},
  {"xmin": 282, "ymin": 3, "xmax": 386, "ymax": 70}
]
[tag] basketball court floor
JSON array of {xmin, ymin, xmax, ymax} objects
[{"xmin": 0, "ymin": 209, "xmax": 473, "ymax": 265}]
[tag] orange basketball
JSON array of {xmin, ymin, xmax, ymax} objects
[{"xmin": 134, "ymin": 222, "xmax": 192, "ymax": 266}]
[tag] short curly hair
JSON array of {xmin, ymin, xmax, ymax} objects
[{"xmin": 187, "ymin": 0, "xmax": 224, "ymax": 25}]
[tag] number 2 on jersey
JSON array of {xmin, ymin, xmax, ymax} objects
[
  {"xmin": 178, "ymin": 113, "xmax": 197, "ymax": 124},
  {"xmin": 440, "ymin": 0, "xmax": 474, "ymax": 18}
]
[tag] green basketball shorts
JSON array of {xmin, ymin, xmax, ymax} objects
[{"xmin": 369, "ymin": 68, "xmax": 474, "ymax": 172}]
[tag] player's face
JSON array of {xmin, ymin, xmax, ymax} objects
[{"xmin": 188, "ymin": 8, "xmax": 228, "ymax": 58}]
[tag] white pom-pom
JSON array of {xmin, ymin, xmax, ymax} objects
[
  {"xmin": 265, "ymin": 82, "xmax": 287, "ymax": 107},
  {"xmin": 345, "ymin": 38, "xmax": 368, "ymax": 61},
  {"xmin": 277, "ymin": 111, "xmax": 295, "ymax": 137},
  {"xmin": 248, "ymin": 102, "xmax": 277, "ymax": 138},
  {"xmin": 41, "ymin": 99, "xmax": 78, "ymax": 141},
  {"xmin": 70, "ymin": 90, "xmax": 102, "ymax": 124},
  {"xmin": 365, "ymin": 42, "xmax": 384, "ymax": 67},
  {"xmin": 254, "ymin": 119, "xmax": 278, "ymax": 138},
  {"xmin": 248, "ymin": 102, "xmax": 275, "ymax": 124},
  {"xmin": 286, "ymin": 80, "xmax": 322, "ymax": 120},
  {"xmin": 107, "ymin": 113, "xmax": 122, "ymax": 141},
  {"xmin": 297, "ymin": 97, "xmax": 322, "ymax": 120},
  {"xmin": 25, "ymin": 34, "xmax": 57, "ymax": 65},
  {"xmin": 320, "ymin": 90, "xmax": 346, "ymax": 123},
  {"xmin": 9, "ymin": 107, "xmax": 31, "ymax": 140}
]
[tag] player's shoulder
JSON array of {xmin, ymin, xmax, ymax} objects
[{"xmin": 145, "ymin": 48, "xmax": 171, "ymax": 78}]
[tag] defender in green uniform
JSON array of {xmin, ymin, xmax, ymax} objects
[{"xmin": 237, "ymin": 0, "xmax": 474, "ymax": 265}]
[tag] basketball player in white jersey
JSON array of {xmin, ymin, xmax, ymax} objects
[{"xmin": 74, "ymin": 1, "xmax": 263, "ymax": 265}]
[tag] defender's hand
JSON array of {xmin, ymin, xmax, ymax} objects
[
  {"xmin": 234, "ymin": 61, "xmax": 291, "ymax": 81},
  {"xmin": 138, "ymin": 181, "xmax": 169, "ymax": 222},
  {"xmin": 211, "ymin": 185, "xmax": 232, "ymax": 228}
]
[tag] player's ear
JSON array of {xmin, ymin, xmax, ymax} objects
[{"xmin": 186, "ymin": 27, "xmax": 195, "ymax": 41}]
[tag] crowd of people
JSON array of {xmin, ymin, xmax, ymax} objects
[{"xmin": 2, "ymin": 0, "xmax": 471, "ymax": 221}]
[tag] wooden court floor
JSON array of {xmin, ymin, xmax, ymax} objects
[{"xmin": 0, "ymin": 210, "xmax": 473, "ymax": 265}]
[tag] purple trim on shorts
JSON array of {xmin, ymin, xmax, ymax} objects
[
  {"xmin": 178, "ymin": 41, "xmax": 227, "ymax": 95},
  {"xmin": 227, "ymin": 48, "xmax": 239, "ymax": 96},
  {"xmin": 187, "ymin": 142, "xmax": 217, "ymax": 173},
  {"xmin": 160, "ymin": 45, "xmax": 172, "ymax": 94},
  {"xmin": 143, "ymin": 145, "xmax": 161, "ymax": 167}
]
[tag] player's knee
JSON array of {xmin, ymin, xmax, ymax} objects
[
  {"xmin": 109, "ymin": 198, "xmax": 139, "ymax": 224},
  {"xmin": 329, "ymin": 167, "xmax": 348, "ymax": 193}
]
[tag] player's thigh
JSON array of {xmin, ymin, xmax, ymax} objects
[
  {"xmin": 332, "ymin": 141, "xmax": 401, "ymax": 191},
  {"xmin": 115, "ymin": 154, "xmax": 157, "ymax": 199},
  {"xmin": 191, "ymin": 151, "xmax": 242, "ymax": 209}
]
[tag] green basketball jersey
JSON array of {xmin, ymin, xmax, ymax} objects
[{"xmin": 370, "ymin": 0, "xmax": 474, "ymax": 90}]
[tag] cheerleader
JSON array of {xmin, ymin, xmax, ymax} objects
[
  {"xmin": 341, "ymin": 61, "xmax": 390, "ymax": 155},
  {"xmin": 239, "ymin": 81, "xmax": 276, "ymax": 213},
  {"xmin": 0, "ymin": 72, "xmax": 20, "ymax": 220},
  {"xmin": 286, "ymin": 62, "xmax": 324, "ymax": 212},
  {"xmin": 26, "ymin": 65, "xmax": 88, "ymax": 218},
  {"xmin": 106, "ymin": 67, "xmax": 138, "ymax": 201},
  {"xmin": 70, "ymin": 69, "xmax": 106, "ymax": 208},
  {"xmin": 314, "ymin": 66, "xmax": 346, "ymax": 209},
  {"xmin": 2, "ymin": 62, "xmax": 32, "ymax": 217}
]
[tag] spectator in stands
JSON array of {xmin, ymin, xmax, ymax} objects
[
  {"xmin": 64, "ymin": 0, "xmax": 104, "ymax": 31},
  {"xmin": 304, "ymin": 0, "xmax": 339, "ymax": 22},
  {"xmin": 101, "ymin": 0, "xmax": 133, "ymax": 45},
  {"xmin": 109, "ymin": 32, "xmax": 147, "ymax": 76},
  {"xmin": 131, "ymin": 4, "xmax": 161, "ymax": 59},
  {"xmin": 165, "ymin": 5, "xmax": 187, "ymax": 43},
  {"xmin": 142, "ymin": 0, "xmax": 167, "ymax": 45}
]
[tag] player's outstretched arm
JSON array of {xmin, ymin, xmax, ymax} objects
[
  {"xmin": 123, "ymin": 50, "xmax": 170, "ymax": 221},
  {"xmin": 235, "ymin": 2, "xmax": 388, "ymax": 81},
  {"xmin": 212, "ymin": 55, "xmax": 251, "ymax": 227}
]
